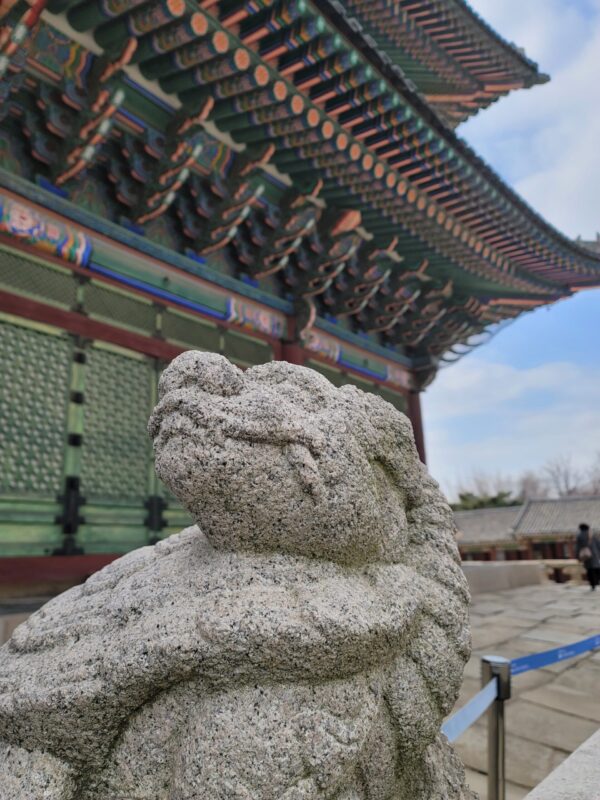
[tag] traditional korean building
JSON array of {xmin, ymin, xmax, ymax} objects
[
  {"xmin": 455, "ymin": 497, "xmax": 600, "ymax": 563},
  {"xmin": 1, "ymin": 0, "xmax": 600, "ymax": 588}
]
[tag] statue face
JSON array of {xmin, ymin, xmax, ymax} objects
[{"xmin": 149, "ymin": 352, "xmax": 420, "ymax": 564}]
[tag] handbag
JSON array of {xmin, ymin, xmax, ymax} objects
[
  {"xmin": 579, "ymin": 546, "xmax": 592, "ymax": 563},
  {"xmin": 578, "ymin": 531, "xmax": 593, "ymax": 563}
]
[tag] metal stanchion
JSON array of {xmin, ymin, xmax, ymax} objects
[{"xmin": 481, "ymin": 655, "xmax": 512, "ymax": 800}]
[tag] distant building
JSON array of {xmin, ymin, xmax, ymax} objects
[
  {"xmin": 579, "ymin": 235, "xmax": 600, "ymax": 255},
  {"xmin": 455, "ymin": 506, "xmax": 524, "ymax": 561},
  {"xmin": 455, "ymin": 496, "xmax": 600, "ymax": 561}
]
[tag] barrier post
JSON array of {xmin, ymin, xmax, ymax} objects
[{"xmin": 481, "ymin": 656, "xmax": 511, "ymax": 800}]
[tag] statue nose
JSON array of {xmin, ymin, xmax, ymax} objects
[{"xmin": 159, "ymin": 351, "xmax": 244, "ymax": 399}]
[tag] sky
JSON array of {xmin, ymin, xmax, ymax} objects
[{"xmin": 421, "ymin": 0, "xmax": 600, "ymax": 497}]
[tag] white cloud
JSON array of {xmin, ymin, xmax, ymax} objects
[
  {"xmin": 422, "ymin": 356, "xmax": 600, "ymax": 496},
  {"xmin": 460, "ymin": 0, "xmax": 600, "ymax": 239}
]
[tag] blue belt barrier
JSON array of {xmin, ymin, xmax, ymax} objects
[
  {"xmin": 511, "ymin": 634, "xmax": 600, "ymax": 676},
  {"xmin": 442, "ymin": 678, "xmax": 498, "ymax": 743}
]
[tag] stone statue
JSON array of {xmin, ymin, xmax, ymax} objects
[{"xmin": 0, "ymin": 352, "xmax": 476, "ymax": 799}]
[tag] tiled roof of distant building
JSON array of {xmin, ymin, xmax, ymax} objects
[
  {"xmin": 454, "ymin": 505, "xmax": 522, "ymax": 545},
  {"xmin": 514, "ymin": 497, "xmax": 600, "ymax": 538}
]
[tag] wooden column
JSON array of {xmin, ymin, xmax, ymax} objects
[
  {"xmin": 407, "ymin": 390, "xmax": 426, "ymax": 463},
  {"xmin": 280, "ymin": 342, "xmax": 306, "ymax": 365}
]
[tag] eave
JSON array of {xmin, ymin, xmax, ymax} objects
[
  {"xmin": 337, "ymin": 0, "xmax": 548, "ymax": 123},
  {"xmin": 1, "ymin": 0, "xmax": 598, "ymax": 377}
]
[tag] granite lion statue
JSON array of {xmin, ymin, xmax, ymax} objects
[{"xmin": 0, "ymin": 352, "xmax": 476, "ymax": 799}]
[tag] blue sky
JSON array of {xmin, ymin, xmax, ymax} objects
[{"xmin": 422, "ymin": 0, "xmax": 600, "ymax": 496}]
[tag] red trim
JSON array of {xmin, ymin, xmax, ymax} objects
[
  {"xmin": 0, "ymin": 554, "xmax": 119, "ymax": 586},
  {"xmin": 0, "ymin": 234, "xmax": 282, "ymax": 349},
  {"xmin": 0, "ymin": 289, "xmax": 185, "ymax": 360},
  {"xmin": 407, "ymin": 391, "xmax": 426, "ymax": 463}
]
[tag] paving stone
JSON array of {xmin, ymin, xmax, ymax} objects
[
  {"xmin": 486, "ymin": 615, "xmax": 537, "ymax": 630},
  {"xmin": 521, "ymin": 685, "xmax": 600, "ymax": 722},
  {"xmin": 506, "ymin": 608, "xmax": 554, "ymax": 622},
  {"xmin": 464, "ymin": 768, "xmax": 529, "ymax": 800},
  {"xmin": 519, "ymin": 627, "xmax": 589, "ymax": 646},
  {"xmin": 485, "ymin": 639, "xmax": 553, "ymax": 657},
  {"xmin": 458, "ymin": 583, "xmax": 600, "ymax": 794},
  {"xmin": 570, "ymin": 612, "xmax": 600, "ymax": 628},
  {"xmin": 540, "ymin": 605, "xmax": 583, "ymax": 617},
  {"xmin": 509, "ymin": 669, "xmax": 554, "ymax": 693},
  {"xmin": 473, "ymin": 602, "xmax": 509, "ymax": 616},
  {"xmin": 554, "ymin": 664, "xmax": 600, "ymax": 694},
  {"xmin": 472, "ymin": 625, "xmax": 521, "ymax": 650},
  {"xmin": 506, "ymin": 701, "xmax": 598, "ymax": 752},
  {"xmin": 456, "ymin": 729, "xmax": 565, "ymax": 789},
  {"xmin": 541, "ymin": 618, "xmax": 598, "ymax": 636}
]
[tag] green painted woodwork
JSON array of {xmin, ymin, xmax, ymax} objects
[
  {"xmin": 0, "ymin": 320, "xmax": 71, "ymax": 496},
  {"xmin": 161, "ymin": 307, "xmax": 221, "ymax": 350},
  {"xmin": 0, "ymin": 248, "xmax": 77, "ymax": 310},
  {"xmin": 80, "ymin": 344, "xmax": 154, "ymax": 500},
  {"xmin": 222, "ymin": 329, "xmax": 273, "ymax": 367},
  {"xmin": 85, "ymin": 280, "xmax": 158, "ymax": 336},
  {"xmin": 0, "ymin": 315, "xmax": 196, "ymax": 557}
]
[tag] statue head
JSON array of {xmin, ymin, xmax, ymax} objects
[{"xmin": 149, "ymin": 351, "xmax": 427, "ymax": 565}]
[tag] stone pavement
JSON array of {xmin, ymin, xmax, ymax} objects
[{"xmin": 455, "ymin": 582, "xmax": 600, "ymax": 799}]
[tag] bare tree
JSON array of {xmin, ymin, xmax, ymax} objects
[
  {"xmin": 451, "ymin": 453, "xmax": 600, "ymax": 507},
  {"xmin": 543, "ymin": 455, "xmax": 581, "ymax": 497},
  {"xmin": 514, "ymin": 470, "xmax": 550, "ymax": 501},
  {"xmin": 579, "ymin": 452, "xmax": 600, "ymax": 496},
  {"xmin": 589, "ymin": 454, "xmax": 600, "ymax": 494},
  {"xmin": 458, "ymin": 470, "xmax": 513, "ymax": 499}
]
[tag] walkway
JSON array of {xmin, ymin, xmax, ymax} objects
[{"xmin": 457, "ymin": 583, "xmax": 600, "ymax": 799}]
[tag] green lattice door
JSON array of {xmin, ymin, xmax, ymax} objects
[
  {"xmin": 77, "ymin": 343, "xmax": 156, "ymax": 554},
  {"xmin": 0, "ymin": 316, "xmax": 190, "ymax": 557},
  {"xmin": 77, "ymin": 342, "xmax": 190, "ymax": 554},
  {"xmin": 0, "ymin": 317, "xmax": 72, "ymax": 556}
]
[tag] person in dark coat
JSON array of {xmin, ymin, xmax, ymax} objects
[{"xmin": 576, "ymin": 523, "xmax": 600, "ymax": 590}]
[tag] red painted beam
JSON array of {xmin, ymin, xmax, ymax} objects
[
  {"xmin": 0, "ymin": 554, "xmax": 120, "ymax": 587},
  {"xmin": 0, "ymin": 289, "xmax": 184, "ymax": 360},
  {"xmin": 407, "ymin": 390, "xmax": 426, "ymax": 463}
]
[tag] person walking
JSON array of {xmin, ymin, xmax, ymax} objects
[{"xmin": 576, "ymin": 523, "xmax": 600, "ymax": 591}]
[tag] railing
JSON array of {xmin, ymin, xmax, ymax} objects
[{"xmin": 442, "ymin": 634, "xmax": 600, "ymax": 800}]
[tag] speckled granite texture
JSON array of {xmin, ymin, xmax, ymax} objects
[{"xmin": 0, "ymin": 352, "xmax": 477, "ymax": 799}]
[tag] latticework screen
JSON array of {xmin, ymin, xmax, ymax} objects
[
  {"xmin": 80, "ymin": 345, "xmax": 154, "ymax": 500},
  {"xmin": 0, "ymin": 320, "xmax": 71, "ymax": 496}
]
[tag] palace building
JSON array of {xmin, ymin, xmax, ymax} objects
[{"xmin": 1, "ymin": 0, "xmax": 599, "ymax": 587}]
